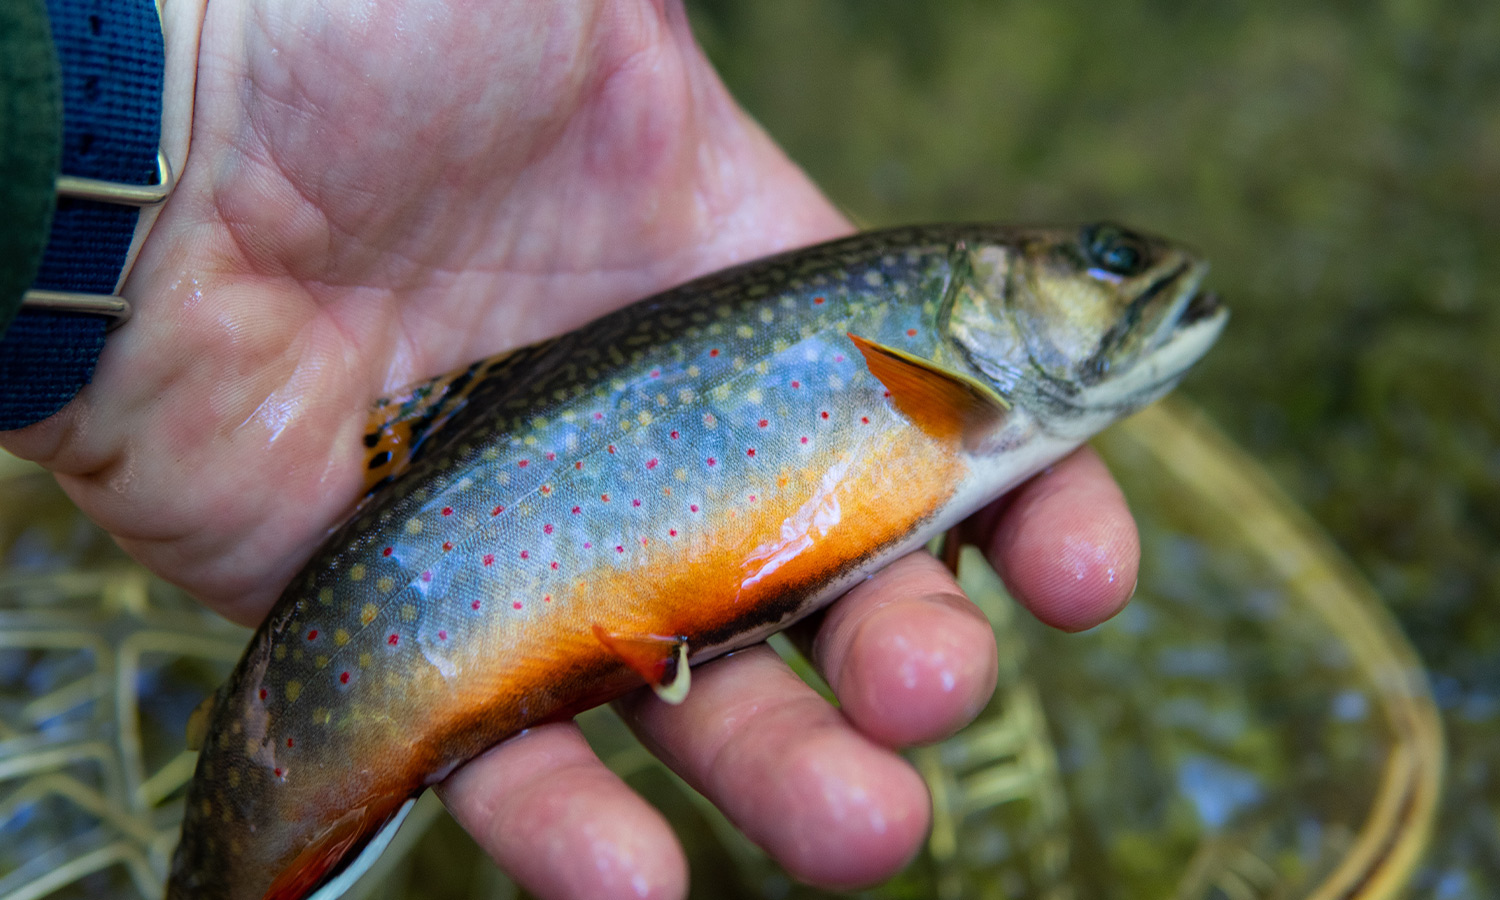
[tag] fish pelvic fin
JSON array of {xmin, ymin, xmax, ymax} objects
[
  {"xmin": 263, "ymin": 794, "xmax": 416, "ymax": 900},
  {"xmin": 847, "ymin": 332, "xmax": 1010, "ymax": 451},
  {"xmin": 592, "ymin": 626, "xmax": 691, "ymax": 705}
]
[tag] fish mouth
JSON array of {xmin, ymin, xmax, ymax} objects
[{"xmin": 1176, "ymin": 289, "xmax": 1223, "ymax": 328}]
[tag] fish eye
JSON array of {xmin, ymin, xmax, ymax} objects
[{"xmin": 1081, "ymin": 223, "xmax": 1148, "ymax": 277}]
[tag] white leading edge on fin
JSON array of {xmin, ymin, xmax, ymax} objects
[
  {"xmin": 653, "ymin": 641, "xmax": 691, "ymax": 705},
  {"xmin": 305, "ymin": 797, "xmax": 418, "ymax": 900}
]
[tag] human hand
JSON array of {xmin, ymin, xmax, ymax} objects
[{"xmin": 1, "ymin": 2, "xmax": 1138, "ymax": 897}]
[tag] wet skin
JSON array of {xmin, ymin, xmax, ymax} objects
[{"xmin": 0, "ymin": 3, "xmax": 1139, "ymax": 898}]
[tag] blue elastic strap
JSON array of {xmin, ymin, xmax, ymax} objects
[{"xmin": 0, "ymin": 0, "xmax": 163, "ymax": 430}]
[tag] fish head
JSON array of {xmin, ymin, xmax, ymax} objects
[{"xmin": 946, "ymin": 222, "xmax": 1227, "ymax": 437}]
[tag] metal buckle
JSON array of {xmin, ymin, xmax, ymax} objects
[{"xmin": 18, "ymin": 149, "xmax": 175, "ymax": 329}]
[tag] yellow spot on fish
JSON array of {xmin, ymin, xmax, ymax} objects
[
  {"xmin": 400, "ymin": 604, "xmax": 417, "ymax": 622},
  {"xmin": 524, "ymin": 435, "xmax": 537, "ymax": 446},
  {"xmin": 746, "ymin": 388, "xmax": 764, "ymax": 404},
  {"xmin": 406, "ymin": 518, "xmax": 423, "ymax": 535},
  {"xmin": 359, "ymin": 652, "xmax": 372, "ymax": 668},
  {"xmin": 736, "ymin": 325, "xmax": 755, "ymax": 339},
  {"xmin": 292, "ymin": 649, "xmax": 304, "ymax": 662},
  {"xmin": 314, "ymin": 708, "xmax": 330, "ymax": 725},
  {"xmin": 285, "ymin": 681, "xmax": 302, "ymax": 702},
  {"xmin": 318, "ymin": 588, "xmax": 333, "ymax": 606},
  {"xmin": 864, "ymin": 270, "xmax": 884, "ymax": 287},
  {"xmin": 274, "ymin": 645, "xmax": 287, "ymax": 661},
  {"xmin": 349, "ymin": 564, "xmax": 366, "ymax": 582},
  {"xmin": 376, "ymin": 577, "xmax": 394, "ymax": 593},
  {"xmin": 483, "ymin": 447, "xmax": 499, "ymax": 461},
  {"xmin": 703, "ymin": 412, "xmax": 718, "ymax": 429},
  {"xmin": 531, "ymin": 417, "xmax": 548, "ymax": 429},
  {"xmin": 759, "ymin": 307, "xmax": 775, "ymax": 323},
  {"xmin": 637, "ymin": 410, "xmax": 653, "ymax": 426},
  {"xmin": 335, "ymin": 629, "xmax": 350, "ymax": 646},
  {"xmin": 678, "ymin": 388, "xmax": 696, "ymax": 403},
  {"xmin": 687, "ymin": 365, "xmax": 700, "ymax": 377},
  {"xmin": 228, "ymin": 769, "xmax": 240, "ymax": 788},
  {"xmin": 675, "ymin": 468, "xmax": 688, "ymax": 482},
  {"xmin": 361, "ymin": 603, "xmax": 378, "ymax": 626},
  {"xmin": 315, "ymin": 654, "xmax": 329, "ymax": 669}
]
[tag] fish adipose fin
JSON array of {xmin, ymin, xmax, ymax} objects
[
  {"xmin": 592, "ymin": 626, "xmax": 692, "ymax": 705},
  {"xmin": 265, "ymin": 795, "xmax": 417, "ymax": 900},
  {"xmin": 847, "ymin": 332, "xmax": 1009, "ymax": 451}
]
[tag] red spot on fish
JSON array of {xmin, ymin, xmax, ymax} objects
[
  {"xmin": 482, "ymin": 554, "xmax": 494, "ymax": 566},
  {"xmin": 814, "ymin": 296, "xmax": 826, "ymax": 305},
  {"xmin": 540, "ymin": 484, "xmax": 552, "ymax": 495},
  {"xmin": 443, "ymin": 541, "xmax": 453, "ymax": 551},
  {"xmin": 834, "ymin": 354, "xmax": 845, "ymax": 363},
  {"xmin": 607, "ymin": 445, "xmax": 616, "ymax": 454},
  {"xmin": 544, "ymin": 523, "xmax": 554, "ymax": 535},
  {"xmin": 747, "ymin": 448, "xmax": 756, "ymax": 457},
  {"xmin": 669, "ymin": 529, "xmax": 678, "ymax": 537},
  {"xmin": 441, "ymin": 507, "xmax": 453, "ymax": 516},
  {"xmin": 791, "ymin": 380, "xmax": 801, "ymax": 388},
  {"xmin": 594, "ymin": 412, "xmax": 604, "ymax": 421},
  {"xmin": 422, "ymin": 571, "xmax": 432, "ymax": 582},
  {"xmin": 339, "ymin": 672, "xmax": 350, "ymax": 684},
  {"xmin": 651, "ymin": 368, "xmax": 661, "ymax": 378},
  {"xmin": 647, "ymin": 458, "xmax": 659, "ymax": 469},
  {"xmin": 388, "ymin": 634, "xmax": 399, "ymax": 646},
  {"xmin": 546, "ymin": 452, "xmax": 556, "ymax": 461},
  {"xmin": 492, "ymin": 505, "xmax": 505, "ymax": 516},
  {"xmin": 382, "ymin": 547, "xmax": 393, "ymax": 557},
  {"xmin": 575, "ymin": 461, "xmax": 584, "ymax": 470},
  {"xmin": 584, "ymin": 542, "xmax": 593, "ymax": 549},
  {"xmin": 287, "ymin": 738, "xmax": 294, "ymax": 748},
  {"xmin": 632, "ymin": 498, "xmax": 642, "ymax": 507},
  {"xmin": 274, "ymin": 768, "xmax": 284, "ymax": 778},
  {"xmin": 306, "ymin": 630, "xmax": 318, "ymax": 641},
  {"xmin": 571, "ymin": 506, "xmax": 581, "ymax": 514},
  {"xmin": 884, "ymin": 390, "xmax": 892, "ymax": 398},
  {"xmin": 438, "ymin": 630, "xmax": 447, "ymax": 640},
  {"xmin": 821, "ymin": 411, "xmax": 830, "ymax": 419},
  {"xmin": 550, "ymin": 561, "xmax": 559, "ymax": 570},
  {"xmin": 801, "ymin": 436, "xmax": 809, "ymax": 444},
  {"xmin": 861, "ymin": 416, "xmax": 870, "ymax": 424},
  {"xmin": 518, "ymin": 459, "xmax": 529, "ymax": 468},
  {"xmin": 707, "ymin": 457, "xmax": 717, "ymax": 466},
  {"xmin": 690, "ymin": 504, "xmax": 700, "ymax": 513},
  {"xmin": 758, "ymin": 419, "xmax": 768, "ymax": 428},
  {"xmin": 259, "ymin": 688, "xmax": 268, "ymax": 701},
  {"xmin": 513, "ymin": 601, "xmax": 523, "ymax": 610},
  {"xmin": 472, "ymin": 599, "xmax": 482, "ymax": 610},
  {"xmin": 601, "ymin": 493, "xmax": 610, "ymax": 502},
  {"xmin": 544, "ymin": 595, "xmax": 552, "ymax": 603},
  {"xmin": 641, "ymin": 537, "xmax": 650, "ymax": 546},
  {"xmin": 710, "ymin": 348, "xmax": 720, "ymax": 357},
  {"xmin": 670, "ymin": 430, "xmax": 680, "ymax": 440},
  {"xmin": 749, "ymin": 495, "xmax": 757, "ymax": 502},
  {"xmin": 616, "ymin": 545, "xmax": 625, "ymax": 553},
  {"xmin": 907, "ymin": 328, "xmax": 917, "ymax": 337},
  {"xmin": 520, "ymin": 550, "xmax": 529, "ymax": 560}
]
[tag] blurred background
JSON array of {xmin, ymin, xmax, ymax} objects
[{"xmin": 2, "ymin": 1, "xmax": 1495, "ymax": 898}]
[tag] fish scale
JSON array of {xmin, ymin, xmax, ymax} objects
[{"xmin": 169, "ymin": 223, "xmax": 1226, "ymax": 900}]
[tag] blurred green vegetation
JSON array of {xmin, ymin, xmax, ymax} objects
[{"xmin": 687, "ymin": 0, "xmax": 1499, "ymax": 895}]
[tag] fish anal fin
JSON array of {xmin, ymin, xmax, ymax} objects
[
  {"xmin": 263, "ymin": 795, "xmax": 414, "ymax": 900},
  {"xmin": 847, "ymin": 332, "xmax": 1009, "ymax": 451},
  {"xmin": 591, "ymin": 626, "xmax": 691, "ymax": 705}
]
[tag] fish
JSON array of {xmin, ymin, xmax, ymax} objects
[{"xmin": 167, "ymin": 222, "xmax": 1226, "ymax": 900}]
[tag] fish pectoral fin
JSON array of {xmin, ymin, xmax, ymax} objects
[
  {"xmin": 264, "ymin": 793, "xmax": 416, "ymax": 900},
  {"xmin": 591, "ymin": 626, "xmax": 692, "ymax": 705},
  {"xmin": 847, "ymin": 332, "xmax": 1009, "ymax": 451},
  {"xmin": 185, "ymin": 692, "xmax": 216, "ymax": 752}
]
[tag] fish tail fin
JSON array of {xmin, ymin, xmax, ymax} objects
[{"xmin": 263, "ymin": 794, "xmax": 417, "ymax": 900}]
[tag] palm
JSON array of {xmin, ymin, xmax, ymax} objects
[{"xmin": 3, "ymin": 3, "xmax": 1141, "ymax": 898}]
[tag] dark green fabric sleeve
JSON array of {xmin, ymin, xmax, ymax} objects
[{"xmin": 0, "ymin": 0, "xmax": 63, "ymax": 340}]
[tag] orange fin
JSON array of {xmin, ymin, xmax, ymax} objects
[
  {"xmin": 592, "ymin": 626, "xmax": 691, "ymax": 705},
  {"xmin": 263, "ymin": 795, "xmax": 416, "ymax": 900},
  {"xmin": 847, "ymin": 332, "xmax": 1009, "ymax": 451},
  {"xmin": 361, "ymin": 363, "xmax": 481, "ymax": 496}
]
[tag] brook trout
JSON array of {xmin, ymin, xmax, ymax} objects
[{"xmin": 168, "ymin": 223, "xmax": 1226, "ymax": 899}]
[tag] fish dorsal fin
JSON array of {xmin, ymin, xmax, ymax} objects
[
  {"xmin": 847, "ymin": 332, "xmax": 1009, "ymax": 451},
  {"xmin": 185, "ymin": 692, "xmax": 216, "ymax": 752},
  {"xmin": 361, "ymin": 361, "xmax": 488, "ymax": 496},
  {"xmin": 592, "ymin": 626, "xmax": 692, "ymax": 705}
]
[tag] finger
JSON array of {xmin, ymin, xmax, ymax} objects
[
  {"xmin": 808, "ymin": 552, "xmax": 998, "ymax": 748},
  {"xmin": 617, "ymin": 646, "xmax": 929, "ymax": 889},
  {"xmin": 972, "ymin": 446, "xmax": 1139, "ymax": 632},
  {"xmin": 436, "ymin": 721, "xmax": 687, "ymax": 900}
]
